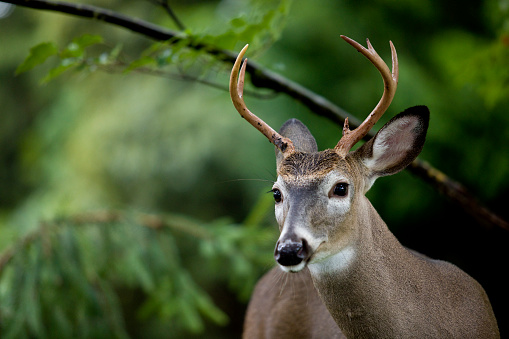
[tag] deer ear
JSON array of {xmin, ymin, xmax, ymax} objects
[
  {"xmin": 354, "ymin": 106, "xmax": 429, "ymax": 190},
  {"xmin": 276, "ymin": 119, "xmax": 318, "ymax": 166}
]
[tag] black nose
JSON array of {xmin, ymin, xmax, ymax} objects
[{"xmin": 274, "ymin": 239, "xmax": 309, "ymax": 267}]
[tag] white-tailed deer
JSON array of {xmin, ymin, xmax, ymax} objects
[{"xmin": 230, "ymin": 36, "xmax": 500, "ymax": 338}]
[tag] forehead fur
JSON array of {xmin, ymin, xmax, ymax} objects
[{"xmin": 277, "ymin": 149, "xmax": 342, "ymax": 179}]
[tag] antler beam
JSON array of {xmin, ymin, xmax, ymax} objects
[
  {"xmin": 229, "ymin": 45, "xmax": 295, "ymax": 154},
  {"xmin": 335, "ymin": 36, "xmax": 399, "ymax": 157}
]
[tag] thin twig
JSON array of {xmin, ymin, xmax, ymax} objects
[
  {"xmin": 132, "ymin": 67, "xmax": 278, "ymax": 99},
  {"xmin": 4, "ymin": 0, "xmax": 508, "ymax": 231},
  {"xmin": 98, "ymin": 61, "xmax": 278, "ymax": 99},
  {"xmin": 147, "ymin": 0, "xmax": 185, "ymax": 30}
]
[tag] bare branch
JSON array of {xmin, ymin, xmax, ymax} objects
[{"xmin": 4, "ymin": 0, "xmax": 508, "ymax": 231}]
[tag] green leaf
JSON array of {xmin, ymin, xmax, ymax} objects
[
  {"xmin": 230, "ymin": 17, "xmax": 247, "ymax": 28},
  {"xmin": 107, "ymin": 43, "xmax": 123, "ymax": 62},
  {"xmin": 61, "ymin": 34, "xmax": 103, "ymax": 59},
  {"xmin": 193, "ymin": 289, "xmax": 229, "ymax": 326},
  {"xmin": 41, "ymin": 58, "xmax": 80, "ymax": 84},
  {"xmin": 21, "ymin": 244, "xmax": 44, "ymax": 336},
  {"xmin": 124, "ymin": 56, "xmax": 157, "ymax": 73},
  {"xmin": 73, "ymin": 34, "xmax": 103, "ymax": 49},
  {"xmin": 16, "ymin": 42, "xmax": 58, "ymax": 75},
  {"xmin": 178, "ymin": 297, "xmax": 204, "ymax": 333}
]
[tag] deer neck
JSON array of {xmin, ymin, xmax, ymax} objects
[{"xmin": 307, "ymin": 197, "xmax": 416, "ymax": 338}]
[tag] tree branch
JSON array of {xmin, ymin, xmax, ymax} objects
[
  {"xmin": 3, "ymin": 0, "xmax": 352, "ymax": 123},
  {"xmin": 0, "ymin": 210, "xmax": 213, "ymax": 274},
  {"xmin": 5, "ymin": 0, "xmax": 184, "ymax": 40},
  {"xmin": 4, "ymin": 0, "xmax": 508, "ymax": 231},
  {"xmin": 408, "ymin": 160, "xmax": 508, "ymax": 231}
]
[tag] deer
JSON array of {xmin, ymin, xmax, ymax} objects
[{"xmin": 229, "ymin": 36, "xmax": 500, "ymax": 339}]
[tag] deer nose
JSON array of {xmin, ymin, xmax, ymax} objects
[{"xmin": 274, "ymin": 238, "xmax": 309, "ymax": 267}]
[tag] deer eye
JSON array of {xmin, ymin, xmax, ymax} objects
[
  {"xmin": 332, "ymin": 183, "xmax": 349, "ymax": 197},
  {"xmin": 272, "ymin": 189, "xmax": 283, "ymax": 203}
]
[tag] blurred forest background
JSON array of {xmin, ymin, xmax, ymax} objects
[{"xmin": 0, "ymin": 0, "xmax": 508, "ymax": 337}]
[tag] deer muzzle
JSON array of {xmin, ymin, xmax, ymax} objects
[{"xmin": 274, "ymin": 237, "xmax": 311, "ymax": 269}]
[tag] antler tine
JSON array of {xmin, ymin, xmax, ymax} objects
[
  {"xmin": 335, "ymin": 35, "xmax": 399, "ymax": 157},
  {"xmin": 229, "ymin": 45, "xmax": 295, "ymax": 154}
]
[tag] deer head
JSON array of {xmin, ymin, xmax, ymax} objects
[{"xmin": 230, "ymin": 36, "xmax": 429, "ymax": 273}]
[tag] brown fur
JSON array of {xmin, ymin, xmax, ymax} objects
[
  {"xmin": 277, "ymin": 150, "xmax": 342, "ymax": 180},
  {"xmin": 312, "ymin": 196, "xmax": 499, "ymax": 338},
  {"xmin": 243, "ymin": 109, "xmax": 499, "ymax": 338},
  {"xmin": 243, "ymin": 267, "xmax": 345, "ymax": 339}
]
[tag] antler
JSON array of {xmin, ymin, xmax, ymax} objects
[
  {"xmin": 230, "ymin": 45, "xmax": 295, "ymax": 154},
  {"xmin": 335, "ymin": 36, "xmax": 399, "ymax": 157}
]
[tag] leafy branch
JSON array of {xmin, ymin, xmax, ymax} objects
[
  {"xmin": 0, "ymin": 209, "xmax": 276, "ymax": 337},
  {"xmin": 4, "ymin": 0, "xmax": 508, "ymax": 231}
]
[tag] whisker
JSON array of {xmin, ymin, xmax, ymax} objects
[
  {"xmin": 219, "ymin": 178, "xmax": 275, "ymax": 184},
  {"xmin": 298, "ymin": 269, "xmax": 311, "ymax": 306}
]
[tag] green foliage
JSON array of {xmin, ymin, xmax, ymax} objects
[
  {"xmin": 16, "ymin": 34, "xmax": 105, "ymax": 83},
  {"xmin": 0, "ymin": 208, "xmax": 275, "ymax": 338},
  {"xmin": 432, "ymin": 31, "xmax": 509, "ymax": 108},
  {"xmin": 198, "ymin": 0, "xmax": 291, "ymax": 51},
  {"xmin": 485, "ymin": 0, "xmax": 509, "ymax": 34},
  {"xmin": 15, "ymin": 1, "xmax": 292, "ymax": 83},
  {"xmin": 123, "ymin": 0, "xmax": 291, "ymax": 78},
  {"xmin": 15, "ymin": 42, "xmax": 58, "ymax": 75},
  {"xmin": 2, "ymin": 0, "xmax": 509, "ymax": 337}
]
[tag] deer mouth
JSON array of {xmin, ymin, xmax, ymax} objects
[{"xmin": 274, "ymin": 238, "xmax": 312, "ymax": 272}]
